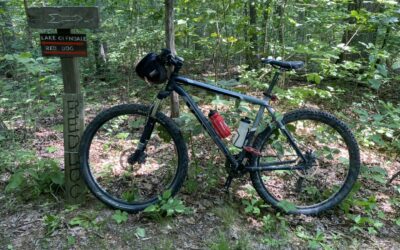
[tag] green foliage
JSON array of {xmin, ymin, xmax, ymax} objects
[
  {"xmin": 112, "ymin": 210, "xmax": 129, "ymax": 224},
  {"xmin": 280, "ymin": 86, "xmax": 333, "ymax": 107},
  {"xmin": 67, "ymin": 236, "xmax": 76, "ymax": 246},
  {"xmin": 69, "ymin": 212, "xmax": 99, "ymax": 229},
  {"xmin": 209, "ymin": 232, "xmax": 230, "ymax": 250},
  {"xmin": 306, "ymin": 73, "xmax": 323, "ymax": 84},
  {"xmin": 295, "ymin": 227, "xmax": 330, "ymax": 250},
  {"xmin": 242, "ymin": 186, "xmax": 268, "ymax": 216},
  {"xmin": 5, "ymin": 158, "xmax": 64, "ymax": 200},
  {"xmin": 395, "ymin": 218, "xmax": 400, "ymax": 227},
  {"xmin": 121, "ymin": 190, "xmax": 137, "ymax": 203},
  {"xmin": 135, "ymin": 227, "xmax": 146, "ymax": 238},
  {"xmin": 45, "ymin": 146, "xmax": 58, "ymax": 154},
  {"xmin": 261, "ymin": 213, "xmax": 290, "ymax": 247},
  {"xmin": 361, "ymin": 165, "xmax": 387, "ymax": 184},
  {"xmin": 43, "ymin": 205, "xmax": 102, "ymax": 236},
  {"xmin": 277, "ymin": 200, "xmax": 297, "ymax": 213},
  {"xmin": 0, "ymin": 1, "xmax": 399, "ymax": 248},
  {"xmin": 354, "ymin": 101, "xmax": 400, "ymax": 153},
  {"xmin": 243, "ymin": 198, "xmax": 263, "ymax": 215},
  {"xmin": 43, "ymin": 214, "xmax": 62, "ymax": 235},
  {"xmin": 175, "ymin": 112, "xmax": 204, "ymax": 137},
  {"xmin": 237, "ymin": 66, "xmax": 269, "ymax": 91},
  {"xmin": 340, "ymin": 182, "xmax": 384, "ymax": 235},
  {"xmin": 209, "ymin": 231, "xmax": 250, "ymax": 250},
  {"xmin": 212, "ymin": 205, "xmax": 239, "ymax": 228},
  {"xmin": 143, "ymin": 190, "xmax": 190, "ymax": 219}
]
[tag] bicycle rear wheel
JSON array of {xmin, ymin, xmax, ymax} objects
[
  {"xmin": 250, "ymin": 109, "xmax": 360, "ymax": 215},
  {"xmin": 79, "ymin": 104, "xmax": 188, "ymax": 212}
]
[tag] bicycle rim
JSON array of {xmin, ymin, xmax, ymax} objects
[
  {"xmin": 85, "ymin": 110, "xmax": 180, "ymax": 205},
  {"xmin": 254, "ymin": 111, "xmax": 358, "ymax": 210}
]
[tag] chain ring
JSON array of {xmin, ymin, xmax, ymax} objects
[{"xmin": 224, "ymin": 154, "xmax": 246, "ymax": 178}]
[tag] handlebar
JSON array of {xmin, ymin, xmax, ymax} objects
[{"xmin": 158, "ymin": 48, "xmax": 184, "ymax": 68}]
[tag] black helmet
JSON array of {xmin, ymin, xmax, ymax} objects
[{"xmin": 135, "ymin": 53, "xmax": 168, "ymax": 84}]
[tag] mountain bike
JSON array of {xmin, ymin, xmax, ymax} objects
[{"xmin": 79, "ymin": 49, "xmax": 360, "ymax": 215}]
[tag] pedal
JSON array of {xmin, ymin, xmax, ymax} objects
[
  {"xmin": 243, "ymin": 146, "xmax": 262, "ymax": 157},
  {"xmin": 223, "ymin": 176, "xmax": 233, "ymax": 193}
]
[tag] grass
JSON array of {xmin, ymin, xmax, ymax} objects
[
  {"xmin": 212, "ymin": 204, "xmax": 240, "ymax": 229},
  {"xmin": 209, "ymin": 230, "xmax": 252, "ymax": 250}
]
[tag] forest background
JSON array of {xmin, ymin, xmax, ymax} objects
[{"xmin": 0, "ymin": 0, "xmax": 399, "ymax": 249}]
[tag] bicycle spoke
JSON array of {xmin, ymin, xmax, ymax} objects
[{"xmin": 251, "ymin": 110, "xmax": 359, "ymax": 212}]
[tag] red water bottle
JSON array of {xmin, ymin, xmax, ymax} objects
[{"xmin": 209, "ymin": 110, "xmax": 231, "ymax": 138}]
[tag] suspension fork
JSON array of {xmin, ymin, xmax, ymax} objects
[
  {"xmin": 142, "ymin": 90, "xmax": 170, "ymax": 144},
  {"xmin": 127, "ymin": 91, "xmax": 169, "ymax": 164}
]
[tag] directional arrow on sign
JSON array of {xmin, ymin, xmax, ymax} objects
[
  {"xmin": 48, "ymin": 14, "xmax": 84, "ymax": 24},
  {"xmin": 27, "ymin": 7, "xmax": 99, "ymax": 29}
]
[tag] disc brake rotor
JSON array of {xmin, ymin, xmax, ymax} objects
[
  {"xmin": 120, "ymin": 147, "xmax": 141, "ymax": 171},
  {"xmin": 294, "ymin": 151, "xmax": 321, "ymax": 179}
]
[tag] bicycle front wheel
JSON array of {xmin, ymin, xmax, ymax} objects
[
  {"xmin": 79, "ymin": 104, "xmax": 188, "ymax": 212},
  {"xmin": 250, "ymin": 109, "xmax": 360, "ymax": 215}
]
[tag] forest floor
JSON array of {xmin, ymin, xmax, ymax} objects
[{"xmin": 1, "ymin": 77, "xmax": 400, "ymax": 249}]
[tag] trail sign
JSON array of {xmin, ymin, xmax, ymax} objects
[
  {"xmin": 27, "ymin": 7, "xmax": 99, "ymax": 29},
  {"xmin": 40, "ymin": 34, "xmax": 87, "ymax": 57},
  {"xmin": 27, "ymin": 7, "xmax": 99, "ymax": 205}
]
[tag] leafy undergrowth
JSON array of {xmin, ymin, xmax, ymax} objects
[{"xmin": 1, "ymin": 73, "xmax": 400, "ymax": 249}]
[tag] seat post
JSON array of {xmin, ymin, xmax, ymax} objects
[{"xmin": 263, "ymin": 71, "xmax": 281, "ymax": 97}]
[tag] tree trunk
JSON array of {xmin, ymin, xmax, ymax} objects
[
  {"xmin": 277, "ymin": 0, "xmax": 287, "ymax": 58},
  {"xmin": 23, "ymin": 0, "xmax": 33, "ymax": 49},
  {"xmin": 93, "ymin": 0, "xmax": 107, "ymax": 77},
  {"xmin": 337, "ymin": 0, "xmax": 382, "ymax": 63},
  {"xmin": 262, "ymin": 0, "xmax": 272, "ymax": 55},
  {"xmin": 243, "ymin": 2, "xmax": 249, "ymax": 64},
  {"xmin": 0, "ymin": 1, "xmax": 16, "ymax": 54},
  {"xmin": 296, "ymin": 5, "xmax": 306, "ymax": 44},
  {"xmin": 245, "ymin": 0, "xmax": 257, "ymax": 66},
  {"xmin": 93, "ymin": 39, "xmax": 101, "ymax": 74},
  {"xmin": 249, "ymin": 0, "xmax": 257, "ymax": 53},
  {"xmin": 93, "ymin": 38, "xmax": 108, "ymax": 77},
  {"xmin": 165, "ymin": 0, "xmax": 179, "ymax": 118},
  {"xmin": 0, "ymin": 120, "xmax": 7, "ymax": 133}
]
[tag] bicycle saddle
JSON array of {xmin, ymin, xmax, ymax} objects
[{"xmin": 261, "ymin": 58, "xmax": 304, "ymax": 70}]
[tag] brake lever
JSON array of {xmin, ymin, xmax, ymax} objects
[
  {"xmin": 158, "ymin": 48, "xmax": 172, "ymax": 64},
  {"xmin": 168, "ymin": 55, "xmax": 184, "ymax": 67},
  {"xmin": 159, "ymin": 48, "xmax": 184, "ymax": 69}
]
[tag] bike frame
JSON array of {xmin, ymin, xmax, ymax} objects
[{"xmin": 143, "ymin": 70, "xmax": 307, "ymax": 172}]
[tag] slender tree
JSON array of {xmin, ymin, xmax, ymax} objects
[
  {"xmin": 337, "ymin": 0, "xmax": 382, "ymax": 62},
  {"xmin": 262, "ymin": 0, "xmax": 272, "ymax": 55},
  {"xmin": 249, "ymin": 0, "xmax": 257, "ymax": 53},
  {"xmin": 22, "ymin": 0, "xmax": 33, "ymax": 49},
  {"xmin": 165, "ymin": 0, "xmax": 179, "ymax": 118},
  {"xmin": 277, "ymin": 0, "xmax": 288, "ymax": 58},
  {"xmin": 0, "ymin": 120, "xmax": 7, "ymax": 132},
  {"xmin": 0, "ymin": 1, "xmax": 16, "ymax": 53}
]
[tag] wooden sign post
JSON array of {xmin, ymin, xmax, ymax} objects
[{"xmin": 27, "ymin": 7, "xmax": 99, "ymax": 204}]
